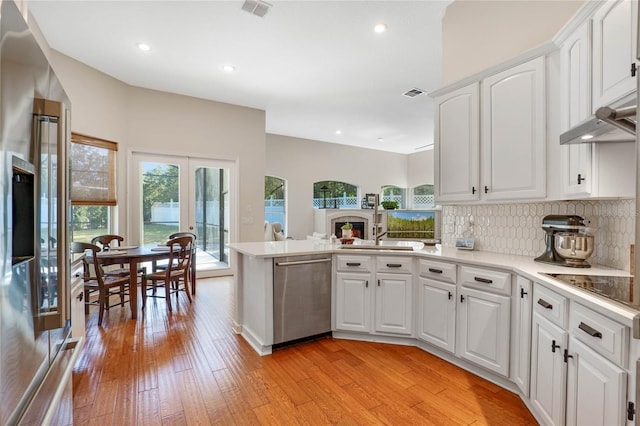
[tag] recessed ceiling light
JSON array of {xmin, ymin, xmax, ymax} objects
[
  {"xmin": 335, "ymin": 130, "xmax": 342, "ymax": 135},
  {"xmin": 581, "ymin": 134, "xmax": 594, "ymax": 140},
  {"xmin": 221, "ymin": 64, "xmax": 236, "ymax": 73},
  {"xmin": 136, "ymin": 42, "xmax": 151, "ymax": 52},
  {"xmin": 377, "ymin": 137, "xmax": 384, "ymax": 142},
  {"xmin": 374, "ymin": 23, "xmax": 388, "ymax": 33}
]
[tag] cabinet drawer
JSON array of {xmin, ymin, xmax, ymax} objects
[
  {"xmin": 533, "ymin": 283, "xmax": 567, "ymax": 328},
  {"xmin": 460, "ymin": 266, "xmax": 511, "ymax": 296},
  {"xmin": 335, "ymin": 255, "xmax": 372, "ymax": 273},
  {"xmin": 376, "ymin": 256, "xmax": 413, "ymax": 274},
  {"xmin": 570, "ymin": 303, "xmax": 628, "ymax": 367},
  {"xmin": 418, "ymin": 259, "xmax": 456, "ymax": 284}
]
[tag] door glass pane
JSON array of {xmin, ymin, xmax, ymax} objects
[
  {"xmin": 194, "ymin": 166, "xmax": 229, "ymax": 269},
  {"xmin": 141, "ymin": 162, "xmax": 180, "ymax": 244}
]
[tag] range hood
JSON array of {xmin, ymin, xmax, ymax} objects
[{"xmin": 559, "ymin": 103, "xmax": 636, "ymax": 145}]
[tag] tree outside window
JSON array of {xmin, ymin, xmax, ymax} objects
[
  {"xmin": 313, "ymin": 181, "xmax": 358, "ymax": 209},
  {"xmin": 265, "ymin": 176, "xmax": 286, "ymax": 229}
]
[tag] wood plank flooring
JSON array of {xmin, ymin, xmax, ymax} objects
[{"xmin": 72, "ymin": 276, "xmax": 538, "ymax": 425}]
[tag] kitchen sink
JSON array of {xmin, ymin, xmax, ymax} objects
[
  {"xmin": 338, "ymin": 241, "xmax": 424, "ymax": 251},
  {"xmin": 340, "ymin": 244, "xmax": 415, "ymax": 251}
]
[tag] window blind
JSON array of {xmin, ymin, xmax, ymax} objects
[{"xmin": 70, "ymin": 133, "xmax": 117, "ymax": 206}]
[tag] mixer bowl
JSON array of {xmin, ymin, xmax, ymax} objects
[{"xmin": 554, "ymin": 232, "xmax": 595, "ymax": 263}]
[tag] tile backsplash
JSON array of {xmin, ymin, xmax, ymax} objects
[{"xmin": 441, "ymin": 199, "xmax": 635, "ymax": 271}]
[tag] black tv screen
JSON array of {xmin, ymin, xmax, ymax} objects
[{"xmin": 386, "ymin": 210, "xmax": 439, "ymax": 240}]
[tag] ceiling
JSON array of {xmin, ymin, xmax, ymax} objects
[{"xmin": 29, "ymin": 0, "xmax": 452, "ymax": 154}]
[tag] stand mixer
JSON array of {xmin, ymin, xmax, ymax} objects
[{"xmin": 534, "ymin": 215, "xmax": 594, "ymax": 268}]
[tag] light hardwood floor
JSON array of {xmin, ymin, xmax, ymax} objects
[{"xmin": 72, "ymin": 276, "xmax": 538, "ymax": 425}]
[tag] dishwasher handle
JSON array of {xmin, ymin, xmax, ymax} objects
[{"xmin": 275, "ymin": 258, "xmax": 332, "ymax": 267}]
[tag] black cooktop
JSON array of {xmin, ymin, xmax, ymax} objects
[{"xmin": 543, "ymin": 273, "xmax": 638, "ymax": 310}]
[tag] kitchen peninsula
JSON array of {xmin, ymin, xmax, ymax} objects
[{"xmin": 230, "ymin": 239, "xmax": 640, "ymax": 425}]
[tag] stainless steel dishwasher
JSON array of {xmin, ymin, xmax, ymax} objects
[{"xmin": 273, "ymin": 254, "xmax": 332, "ymax": 345}]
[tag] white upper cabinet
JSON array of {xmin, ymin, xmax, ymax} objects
[
  {"xmin": 481, "ymin": 57, "xmax": 546, "ymax": 201},
  {"xmin": 557, "ymin": 1, "xmax": 636, "ymax": 199},
  {"xmin": 592, "ymin": 0, "xmax": 638, "ymax": 110},
  {"xmin": 434, "ymin": 56, "xmax": 546, "ymax": 204},
  {"xmin": 434, "ymin": 83, "xmax": 480, "ymax": 203},
  {"xmin": 560, "ymin": 22, "xmax": 594, "ymax": 196}
]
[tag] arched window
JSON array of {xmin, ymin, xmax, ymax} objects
[
  {"xmin": 380, "ymin": 185, "xmax": 405, "ymax": 209},
  {"xmin": 313, "ymin": 181, "xmax": 358, "ymax": 209},
  {"xmin": 411, "ymin": 184, "xmax": 435, "ymax": 209},
  {"xmin": 265, "ymin": 176, "xmax": 286, "ymax": 230}
]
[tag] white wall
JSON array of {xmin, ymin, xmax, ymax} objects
[
  {"xmin": 266, "ymin": 134, "xmax": 427, "ymax": 239},
  {"xmin": 48, "ymin": 52, "xmax": 266, "ymax": 243},
  {"xmin": 442, "ymin": 0, "xmax": 583, "ymax": 84},
  {"xmin": 407, "ymin": 149, "xmax": 434, "ymax": 188}
]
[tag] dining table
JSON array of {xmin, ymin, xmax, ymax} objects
[{"xmin": 96, "ymin": 244, "xmax": 197, "ymax": 319}]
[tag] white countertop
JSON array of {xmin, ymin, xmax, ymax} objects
[{"xmin": 229, "ymin": 239, "xmax": 640, "ymax": 327}]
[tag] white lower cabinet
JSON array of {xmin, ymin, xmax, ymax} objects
[
  {"xmin": 530, "ymin": 312, "xmax": 568, "ymax": 426},
  {"xmin": 335, "ymin": 271, "xmax": 372, "ymax": 333},
  {"xmin": 418, "ymin": 277, "xmax": 456, "ymax": 352},
  {"xmin": 334, "ymin": 256, "xmax": 633, "ymax": 426},
  {"xmin": 70, "ymin": 258, "xmax": 86, "ymax": 339},
  {"xmin": 513, "ymin": 276, "xmax": 532, "ymax": 396},
  {"xmin": 566, "ymin": 337, "xmax": 627, "ymax": 426},
  {"xmin": 334, "ymin": 255, "xmax": 413, "ymax": 336},
  {"xmin": 375, "ymin": 273, "xmax": 413, "ymax": 335},
  {"xmin": 456, "ymin": 286, "xmax": 511, "ymax": 376},
  {"xmin": 529, "ymin": 282, "xmax": 630, "ymax": 426}
]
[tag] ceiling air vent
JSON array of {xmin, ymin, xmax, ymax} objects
[
  {"xmin": 403, "ymin": 88, "xmax": 425, "ymax": 98},
  {"xmin": 241, "ymin": 0, "xmax": 272, "ymax": 17}
]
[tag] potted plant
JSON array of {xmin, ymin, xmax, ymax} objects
[
  {"xmin": 381, "ymin": 200, "xmax": 399, "ymax": 210},
  {"xmin": 341, "ymin": 222, "xmax": 353, "ymax": 238}
]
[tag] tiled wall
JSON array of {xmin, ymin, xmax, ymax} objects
[{"xmin": 441, "ymin": 199, "xmax": 635, "ymax": 271}]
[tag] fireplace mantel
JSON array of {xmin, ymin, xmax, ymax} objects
[{"xmin": 313, "ymin": 209, "xmax": 386, "ymax": 240}]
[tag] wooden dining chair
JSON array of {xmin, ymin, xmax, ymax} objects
[
  {"xmin": 91, "ymin": 234, "xmax": 146, "ymax": 278},
  {"xmin": 71, "ymin": 242, "xmax": 132, "ymax": 326},
  {"xmin": 142, "ymin": 236, "xmax": 194, "ymax": 312},
  {"xmin": 152, "ymin": 232, "xmax": 196, "ymax": 286}
]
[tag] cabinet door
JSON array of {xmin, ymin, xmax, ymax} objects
[
  {"xmin": 418, "ymin": 277, "xmax": 456, "ymax": 353},
  {"xmin": 566, "ymin": 337, "xmax": 627, "ymax": 426},
  {"xmin": 70, "ymin": 259, "xmax": 86, "ymax": 338},
  {"xmin": 513, "ymin": 276, "xmax": 532, "ymax": 397},
  {"xmin": 481, "ymin": 57, "xmax": 546, "ymax": 201},
  {"xmin": 434, "ymin": 82, "xmax": 480, "ymax": 203},
  {"xmin": 456, "ymin": 287, "xmax": 510, "ymax": 376},
  {"xmin": 592, "ymin": 0, "xmax": 638, "ymax": 109},
  {"xmin": 374, "ymin": 273, "xmax": 413, "ymax": 335},
  {"xmin": 560, "ymin": 21, "xmax": 593, "ymax": 196},
  {"xmin": 335, "ymin": 272, "xmax": 372, "ymax": 333},
  {"xmin": 530, "ymin": 312, "xmax": 568, "ymax": 426}
]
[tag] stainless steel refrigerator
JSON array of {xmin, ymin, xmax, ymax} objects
[{"xmin": 0, "ymin": 1, "xmax": 75, "ymax": 424}]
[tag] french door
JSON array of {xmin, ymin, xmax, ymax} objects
[{"xmin": 129, "ymin": 152, "xmax": 235, "ymax": 277}]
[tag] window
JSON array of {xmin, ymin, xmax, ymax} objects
[
  {"xmin": 380, "ymin": 185, "xmax": 404, "ymax": 209},
  {"xmin": 70, "ymin": 133, "xmax": 117, "ymax": 242},
  {"xmin": 265, "ymin": 176, "xmax": 286, "ymax": 230},
  {"xmin": 411, "ymin": 184, "xmax": 435, "ymax": 209},
  {"xmin": 313, "ymin": 181, "xmax": 358, "ymax": 209}
]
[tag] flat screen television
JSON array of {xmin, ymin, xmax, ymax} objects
[{"xmin": 385, "ymin": 210, "xmax": 440, "ymax": 240}]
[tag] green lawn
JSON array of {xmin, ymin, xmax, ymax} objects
[{"xmin": 71, "ymin": 223, "xmax": 178, "ymax": 244}]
